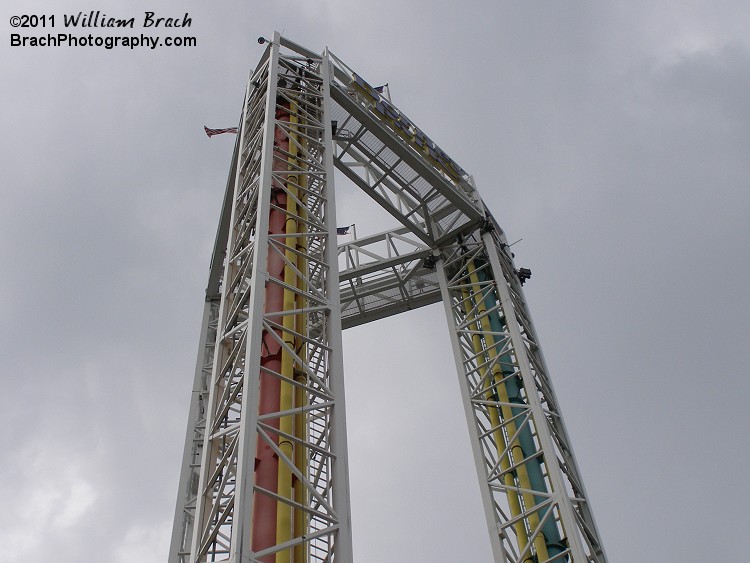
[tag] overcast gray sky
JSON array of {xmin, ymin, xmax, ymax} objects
[{"xmin": 3, "ymin": 1, "xmax": 749, "ymax": 561}]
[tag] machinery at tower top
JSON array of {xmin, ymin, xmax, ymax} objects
[{"xmin": 169, "ymin": 32, "xmax": 607, "ymax": 563}]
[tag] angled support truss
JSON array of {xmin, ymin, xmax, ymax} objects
[
  {"xmin": 437, "ymin": 227, "xmax": 606, "ymax": 562},
  {"xmin": 326, "ymin": 52, "xmax": 484, "ymax": 247},
  {"xmin": 170, "ymin": 32, "xmax": 606, "ymax": 563}
]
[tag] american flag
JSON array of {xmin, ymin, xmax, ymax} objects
[{"xmin": 204, "ymin": 126, "xmax": 239, "ymax": 137}]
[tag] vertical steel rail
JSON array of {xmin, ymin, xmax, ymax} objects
[
  {"xmin": 188, "ymin": 36, "xmax": 279, "ymax": 562},
  {"xmin": 436, "ymin": 229, "xmax": 607, "ymax": 563},
  {"xmin": 321, "ymin": 47, "xmax": 354, "ymax": 562},
  {"xmin": 170, "ymin": 128, "xmax": 239, "ymax": 563},
  {"xmin": 169, "ymin": 299, "xmax": 220, "ymax": 563},
  {"xmin": 483, "ymin": 231, "xmax": 607, "ymax": 562},
  {"xmin": 437, "ymin": 259, "xmax": 507, "ymax": 562},
  {"xmin": 182, "ymin": 34, "xmax": 353, "ymax": 563}
]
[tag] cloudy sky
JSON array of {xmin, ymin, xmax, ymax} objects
[{"xmin": 3, "ymin": 1, "xmax": 749, "ymax": 561}]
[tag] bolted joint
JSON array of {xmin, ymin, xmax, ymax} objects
[
  {"xmin": 422, "ymin": 255, "xmax": 438, "ymax": 270},
  {"xmin": 480, "ymin": 219, "xmax": 495, "ymax": 234},
  {"xmin": 517, "ymin": 267, "xmax": 532, "ymax": 285}
]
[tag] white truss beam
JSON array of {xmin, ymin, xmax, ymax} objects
[
  {"xmin": 337, "ymin": 227, "xmax": 441, "ymax": 328},
  {"xmin": 171, "ymin": 32, "xmax": 607, "ymax": 563},
  {"xmin": 171, "ymin": 33, "xmax": 351, "ymax": 563},
  {"xmin": 436, "ymin": 226, "xmax": 607, "ymax": 562}
]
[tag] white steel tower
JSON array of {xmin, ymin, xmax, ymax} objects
[{"xmin": 169, "ymin": 32, "xmax": 607, "ymax": 563}]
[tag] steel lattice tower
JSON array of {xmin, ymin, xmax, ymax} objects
[{"xmin": 169, "ymin": 33, "xmax": 607, "ymax": 563}]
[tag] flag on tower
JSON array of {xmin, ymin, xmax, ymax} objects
[
  {"xmin": 374, "ymin": 84, "xmax": 390, "ymax": 101},
  {"xmin": 204, "ymin": 126, "xmax": 239, "ymax": 137},
  {"xmin": 336, "ymin": 225, "xmax": 352, "ymax": 235}
]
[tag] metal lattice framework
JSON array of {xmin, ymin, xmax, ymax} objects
[
  {"xmin": 437, "ymin": 229, "xmax": 606, "ymax": 562},
  {"xmin": 169, "ymin": 32, "xmax": 607, "ymax": 563}
]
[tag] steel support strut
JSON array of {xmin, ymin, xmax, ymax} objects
[
  {"xmin": 174, "ymin": 33, "xmax": 352, "ymax": 563},
  {"xmin": 436, "ymin": 227, "xmax": 607, "ymax": 562}
]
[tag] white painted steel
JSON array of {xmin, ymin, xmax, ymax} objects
[
  {"xmin": 169, "ymin": 300, "xmax": 220, "ymax": 563},
  {"xmin": 226, "ymin": 30, "xmax": 280, "ymax": 561},
  {"xmin": 437, "ymin": 259, "xmax": 506, "ymax": 561},
  {"xmin": 321, "ymin": 47, "xmax": 354, "ymax": 562},
  {"xmin": 172, "ymin": 31, "xmax": 607, "ymax": 563},
  {"xmin": 337, "ymin": 226, "xmax": 439, "ymax": 328},
  {"xmin": 483, "ymin": 230, "xmax": 607, "ymax": 562},
  {"xmin": 178, "ymin": 34, "xmax": 353, "ymax": 563},
  {"xmin": 170, "ymin": 129, "xmax": 240, "ymax": 563},
  {"xmin": 431, "ymin": 226, "xmax": 607, "ymax": 562}
]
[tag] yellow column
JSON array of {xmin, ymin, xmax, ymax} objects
[
  {"xmin": 459, "ymin": 280, "xmax": 530, "ymax": 554},
  {"xmin": 276, "ymin": 99, "xmax": 300, "ymax": 562},
  {"xmin": 293, "ymin": 125, "xmax": 309, "ymax": 563},
  {"xmin": 465, "ymin": 259, "xmax": 549, "ymax": 562}
]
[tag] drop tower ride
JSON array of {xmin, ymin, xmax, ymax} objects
[{"xmin": 169, "ymin": 33, "xmax": 607, "ymax": 563}]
